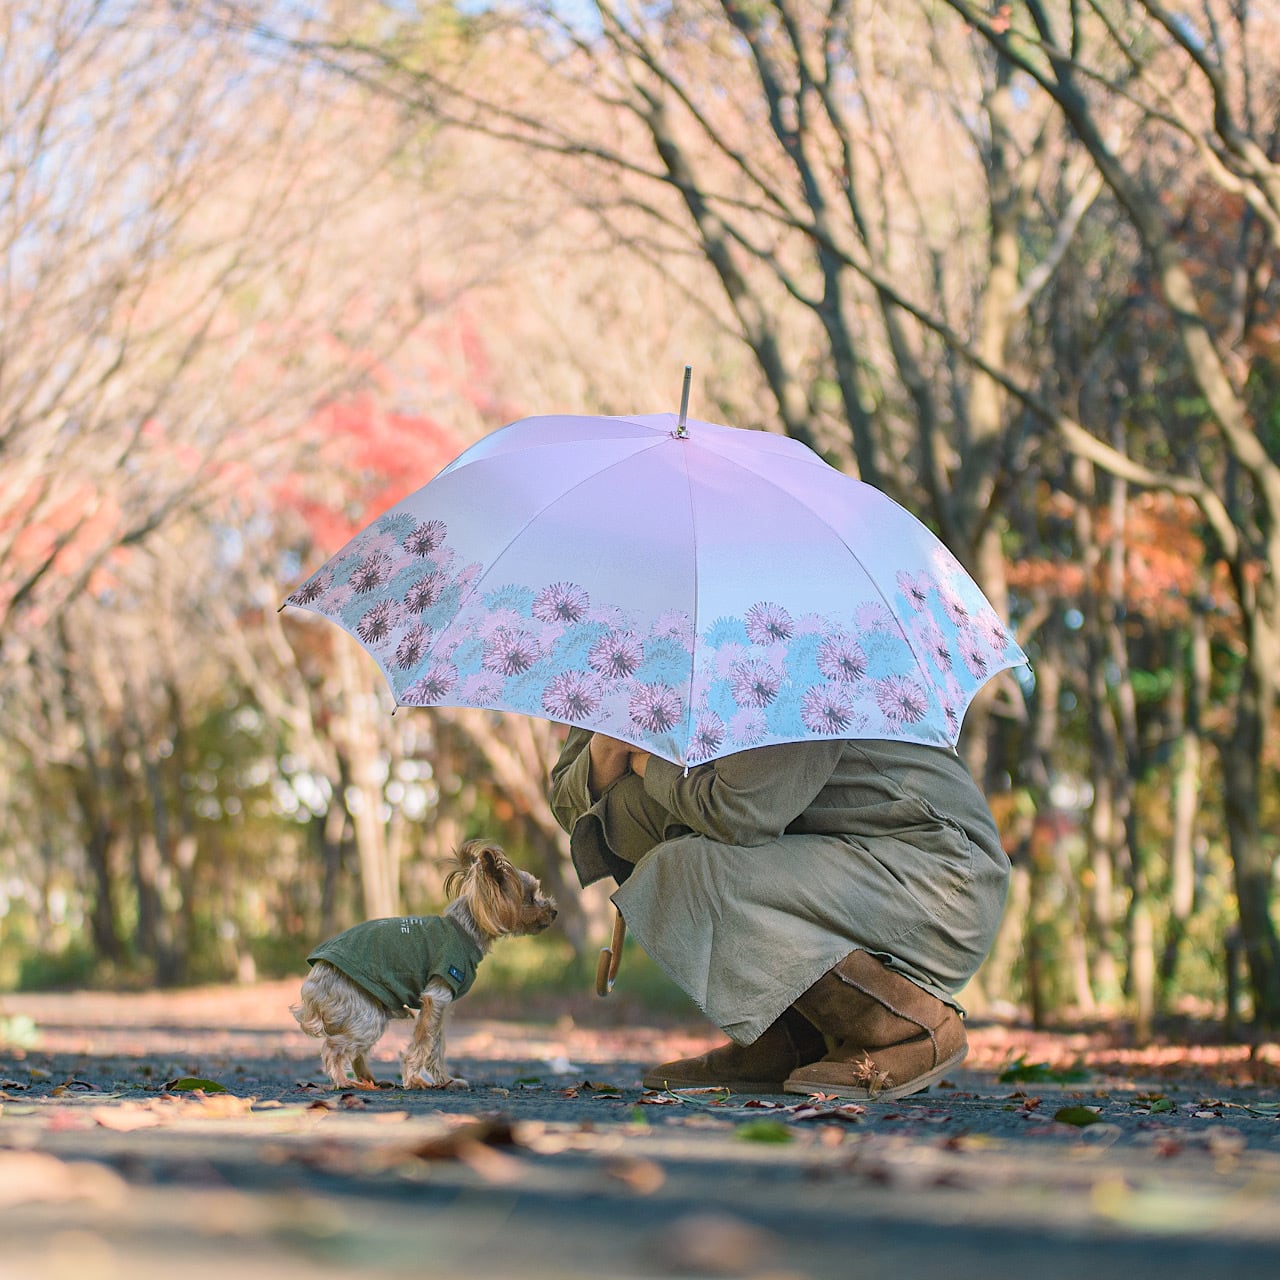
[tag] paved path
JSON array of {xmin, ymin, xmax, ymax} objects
[{"xmin": 2, "ymin": 985, "xmax": 1279, "ymax": 1278}]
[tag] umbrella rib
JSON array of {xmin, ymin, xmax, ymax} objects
[{"xmin": 674, "ymin": 435, "xmax": 699, "ymax": 767}]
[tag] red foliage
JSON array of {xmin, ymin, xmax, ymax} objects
[{"xmin": 271, "ymin": 396, "xmax": 467, "ymax": 555}]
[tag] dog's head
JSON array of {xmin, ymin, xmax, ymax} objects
[{"xmin": 444, "ymin": 839, "xmax": 558, "ymax": 939}]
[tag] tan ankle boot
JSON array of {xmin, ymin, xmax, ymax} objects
[
  {"xmin": 642, "ymin": 1007, "xmax": 826, "ymax": 1094},
  {"xmin": 783, "ymin": 950, "xmax": 967, "ymax": 1101}
]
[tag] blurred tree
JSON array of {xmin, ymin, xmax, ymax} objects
[{"xmin": 946, "ymin": 0, "xmax": 1280, "ymax": 1025}]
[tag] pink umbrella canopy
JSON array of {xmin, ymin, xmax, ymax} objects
[{"xmin": 284, "ymin": 412, "xmax": 1027, "ymax": 766}]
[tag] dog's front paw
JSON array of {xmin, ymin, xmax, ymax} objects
[{"xmin": 403, "ymin": 1072, "xmax": 446, "ymax": 1089}]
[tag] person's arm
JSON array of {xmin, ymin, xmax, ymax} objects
[
  {"xmin": 548, "ymin": 727, "xmax": 595, "ymax": 836},
  {"xmin": 639, "ymin": 739, "xmax": 845, "ymax": 846},
  {"xmin": 549, "ymin": 730, "xmax": 640, "ymax": 831},
  {"xmin": 588, "ymin": 734, "xmax": 633, "ymax": 793}
]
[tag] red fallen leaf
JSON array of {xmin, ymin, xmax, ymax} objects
[
  {"xmin": 636, "ymin": 1093, "xmax": 680, "ymax": 1106},
  {"xmin": 560, "ymin": 1089, "xmax": 580, "ymax": 1099},
  {"xmin": 339, "ymin": 1093, "xmax": 369, "ymax": 1109}
]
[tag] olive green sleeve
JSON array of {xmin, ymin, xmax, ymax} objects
[
  {"xmin": 549, "ymin": 727, "xmax": 595, "ymax": 836},
  {"xmin": 642, "ymin": 739, "xmax": 845, "ymax": 846}
]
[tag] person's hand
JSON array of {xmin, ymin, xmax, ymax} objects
[
  {"xmin": 628, "ymin": 750, "xmax": 650, "ymax": 779},
  {"xmin": 588, "ymin": 734, "xmax": 633, "ymax": 795}
]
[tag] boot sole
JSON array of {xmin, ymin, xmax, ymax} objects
[
  {"xmin": 781, "ymin": 1045, "xmax": 968, "ymax": 1102},
  {"xmin": 641, "ymin": 1073, "xmax": 789, "ymax": 1095}
]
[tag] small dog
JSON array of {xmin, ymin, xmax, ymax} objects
[{"xmin": 292, "ymin": 840, "xmax": 557, "ymax": 1089}]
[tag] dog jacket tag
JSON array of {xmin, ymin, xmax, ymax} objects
[{"xmin": 448, "ymin": 965, "xmax": 464, "ymax": 984}]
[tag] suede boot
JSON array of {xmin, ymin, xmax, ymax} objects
[
  {"xmin": 784, "ymin": 950, "xmax": 967, "ymax": 1101},
  {"xmin": 642, "ymin": 1006, "xmax": 826, "ymax": 1094}
]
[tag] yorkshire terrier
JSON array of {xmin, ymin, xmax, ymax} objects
[{"xmin": 292, "ymin": 840, "xmax": 557, "ymax": 1089}]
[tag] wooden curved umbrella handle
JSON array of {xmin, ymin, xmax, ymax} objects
[{"xmin": 595, "ymin": 911, "xmax": 626, "ymax": 997}]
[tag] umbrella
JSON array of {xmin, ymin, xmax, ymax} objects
[{"xmin": 283, "ymin": 409, "xmax": 1027, "ymax": 767}]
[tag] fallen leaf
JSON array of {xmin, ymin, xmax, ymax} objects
[
  {"xmin": 603, "ymin": 1155, "xmax": 666, "ymax": 1195},
  {"xmin": 1054, "ymin": 1105, "xmax": 1103, "ymax": 1127},
  {"xmin": 457, "ymin": 1141, "xmax": 524, "ymax": 1183},
  {"xmin": 999, "ymin": 1057, "xmax": 1089, "ymax": 1084},
  {"xmin": 735, "ymin": 1118, "xmax": 793, "ymax": 1144},
  {"xmin": 406, "ymin": 1116, "xmax": 520, "ymax": 1161},
  {"xmin": 0, "ymin": 1151, "xmax": 126, "ymax": 1209},
  {"xmin": 187, "ymin": 1093, "xmax": 256, "ymax": 1118},
  {"xmin": 657, "ymin": 1212, "xmax": 780, "ymax": 1275},
  {"xmin": 51, "ymin": 1080, "xmax": 97, "ymax": 1096},
  {"xmin": 166, "ymin": 1077, "xmax": 229, "ymax": 1093},
  {"xmin": 92, "ymin": 1104, "xmax": 164, "ymax": 1132}
]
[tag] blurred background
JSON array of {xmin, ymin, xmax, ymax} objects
[{"xmin": 1, "ymin": 0, "xmax": 1277, "ymax": 1040}]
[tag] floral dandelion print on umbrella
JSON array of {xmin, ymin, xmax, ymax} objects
[{"xmin": 284, "ymin": 412, "xmax": 1028, "ymax": 766}]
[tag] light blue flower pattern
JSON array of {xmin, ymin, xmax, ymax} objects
[{"xmin": 287, "ymin": 514, "xmax": 1024, "ymax": 765}]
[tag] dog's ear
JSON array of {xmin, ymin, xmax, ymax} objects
[
  {"xmin": 444, "ymin": 840, "xmax": 510, "ymax": 901},
  {"xmin": 477, "ymin": 844, "xmax": 511, "ymax": 882}
]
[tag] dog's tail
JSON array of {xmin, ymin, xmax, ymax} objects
[{"xmin": 291, "ymin": 999, "xmax": 326, "ymax": 1039}]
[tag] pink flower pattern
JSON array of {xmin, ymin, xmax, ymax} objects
[
  {"xmin": 287, "ymin": 504, "xmax": 1024, "ymax": 763},
  {"xmin": 588, "ymin": 631, "xmax": 643, "ymax": 679},
  {"xmin": 542, "ymin": 671, "xmax": 604, "ymax": 719},
  {"xmin": 802, "ymin": 685, "xmax": 856, "ymax": 734},
  {"xmin": 394, "ymin": 623, "xmax": 432, "ymax": 670},
  {"xmin": 533, "ymin": 582, "xmax": 590, "ymax": 624},
  {"xmin": 745, "ymin": 602, "xmax": 794, "ymax": 644},
  {"xmin": 482, "ymin": 627, "xmax": 541, "ymax": 676},
  {"xmin": 404, "ymin": 519, "xmax": 447, "ymax": 557},
  {"xmin": 875, "ymin": 675, "xmax": 928, "ymax": 725},
  {"xmin": 630, "ymin": 683, "xmax": 683, "ymax": 734},
  {"xmin": 729, "ymin": 659, "xmax": 780, "ymax": 708},
  {"xmin": 405, "ymin": 571, "xmax": 446, "ymax": 613},
  {"xmin": 357, "ymin": 600, "xmax": 400, "ymax": 645},
  {"xmin": 404, "ymin": 663, "xmax": 457, "ymax": 703},
  {"xmin": 817, "ymin": 636, "xmax": 868, "ymax": 683}
]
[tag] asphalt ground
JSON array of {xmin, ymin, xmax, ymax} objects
[{"xmin": 2, "ymin": 983, "xmax": 1279, "ymax": 1279}]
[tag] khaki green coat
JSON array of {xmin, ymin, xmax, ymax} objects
[{"xmin": 550, "ymin": 729, "xmax": 1009, "ymax": 1045}]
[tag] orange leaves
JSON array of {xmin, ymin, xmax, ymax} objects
[{"xmin": 1007, "ymin": 490, "xmax": 1231, "ymax": 627}]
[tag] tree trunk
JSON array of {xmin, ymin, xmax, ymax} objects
[
  {"xmin": 1160, "ymin": 611, "xmax": 1207, "ymax": 1000},
  {"xmin": 334, "ymin": 638, "xmax": 398, "ymax": 919},
  {"xmin": 1221, "ymin": 662, "xmax": 1280, "ymax": 1029}
]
